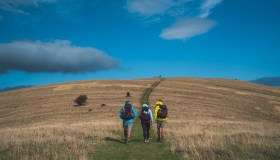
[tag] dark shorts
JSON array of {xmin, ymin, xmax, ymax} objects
[
  {"xmin": 123, "ymin": 123, "xmax": 133, "ymax": 131},
  {"xmin": 157, "ymin": 121, "xmax": 166, "ymax": 128}
]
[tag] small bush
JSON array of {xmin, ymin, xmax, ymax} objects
[
  {"xmin": 126, "ymin": 92, "xmax": 131, "ymax": 97},
  {"xmin": 74, "ymin": 95, "xmax": 87, "ymax": 106}
]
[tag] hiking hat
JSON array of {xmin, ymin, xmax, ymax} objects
[
  {"xmin": 142, "ymin": 104, "xmax": 149, "ymax": 108},
  {"xmin": 125, "ymin": 101, "xmax": 131, "ymax": 105},
  {"xmin": 156, "ymin": 100, "xmax": 163, "ymax": 105}
]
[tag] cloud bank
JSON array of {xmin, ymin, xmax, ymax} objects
[
  {"xmin": 160, "ymin": 18, "xmax": 215, "ymax": 40},
  {"xmin": 0, "ymin": 40, "xmax": 119, "ymax": 74}
]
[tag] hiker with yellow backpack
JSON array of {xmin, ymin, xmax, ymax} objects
[{"xmin": 154, "ymin": 100, "xmax": 168, "ymax": 142}]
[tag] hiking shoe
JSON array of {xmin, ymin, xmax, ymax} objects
[
  {"xmin": 125, "ymin": 138, "xmax": 129, "ymax": 145},
  {"xmin": 146, "ymin": 139, "xmax": 149, "ymax": 142}
]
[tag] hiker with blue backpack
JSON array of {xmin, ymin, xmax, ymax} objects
[
  {"xmin": 154, "ymin": 100, "xmax": 168, "ymax": 142},
  {"xmin": 120, "ymin": 101, "xmax": 137, "ymax": 144},
  {"xmin": 139, "ymin": 104, "xmax": 154, "ymax": 143}
]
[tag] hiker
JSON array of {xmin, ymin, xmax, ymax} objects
[
  {"xmin": 120, "ymin": 101, "xmax": 137, "ymax": 144},
  {"xmin": 139, "ymin": 104, "xmax": 154, "ymax": 143},
  {"xmin": 154, "ymin": 100, "xmax": 168, "ymax": 142},
  {"xmin": 155, "ymin": 99, "xmax": 163, "ymax": 109}
]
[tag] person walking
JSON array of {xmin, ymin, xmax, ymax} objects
[
  {"xmin": 139, "ymin": 104, "xmax": 154, "ymax": 143},
  {"xmin": 154, "ymin": 100, "xmax": 168, "ymax": 142},
  {"xmin": 120, "ymin": 101, "xmax": 137, "ymax": 144},
  {"xmin": 155, "ymin": 100, "xmax": 163, "ymax": 109}
]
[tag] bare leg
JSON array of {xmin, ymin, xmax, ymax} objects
[
  {"xmin": 127, "ymin": 131, "xmax": 131, "ymax": 139},
  {"xmin": 124, "ymin": 131, "xmax": 130, "ymax": 144},
  {"xmin": 161, "ymin": 128, "xmax": 164, "ymax": 141},
  {"xmin": 124, "ymin": 130, "xmax": 127, "ymax": 138},
  {"xmin": 157, "ymin": 128, "xmax": 160, "ymax": 141}
]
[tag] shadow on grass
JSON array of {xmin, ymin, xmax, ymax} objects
[
  {"xmin": 104, "ymin": 137, "xmax": 124, "ymax": 144},
  {"xmin": 104, "ymin": 137, "xmax": 144, "ymax": 144},
  {"xmin": 130, "ymin": 138, "xmax": 143, "ymax": 143}
]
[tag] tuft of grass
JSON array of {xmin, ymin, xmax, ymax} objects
[{"xmin": 166, "ymin": 121, "xmax": 280, "ymax": 159}]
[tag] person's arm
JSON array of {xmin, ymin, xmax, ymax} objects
[
  {"xmin": 154, "ymin": 106, "xmax": 158, "ymax": 120},
  {"xmin": 132, "ymin": 107, "xmax": 137, "ymax": 119},
  {"xmin": 119, "ymin": 107, "xmax": 123, "ymax": 119},
  {"xmin": 149, "ymin": 109, "xmax": 154, "ymax": 124}
]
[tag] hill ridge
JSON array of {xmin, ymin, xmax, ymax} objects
[{"xmin": 0, "ymin": 78, "xmax": 279, "ymax": 159}]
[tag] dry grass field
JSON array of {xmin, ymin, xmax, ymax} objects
[
  {"xmin": 0, "ymin": 79, "xmax": 157, "ymax": 159},
  {"xmin": 150, "ymin": 78, "xmax": 280, "ymax": 159},
  {"xmin": 0, "ymin": 78, "xmax": 280, "ymax": 159}
]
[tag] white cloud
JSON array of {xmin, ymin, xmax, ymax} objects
[
  {"xmin": 126, "ymin": 0, "xmax": 192, "ymax": 17},
  {"xmin": 2, "ymin": 0, "xmax": 55, "ymax": 6},
  {"xmin": 199, "ymin": 0, "xmax": 223, "ymax": 18},
  {"xmin": 0, "ymin": 1, "xmax": 30, "ymax": 14},
  {"xmin": 0, "ymin": 40, "xmax": 119, "ymax": 74},
  {"xmin": 160, "ymin": 18, "xmax": 215, "ymax": 40},
  {"xmin": 127, "ymin": 0, "xmax": 170, "ymax": 16},
  {"xmin": 0, "ymin": 0, "xmax": 56, "ymax": 14}
]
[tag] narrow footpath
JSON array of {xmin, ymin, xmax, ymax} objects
[{"xmin": 90, "ymin": 78, "xmax": 180, "ymax": 160}]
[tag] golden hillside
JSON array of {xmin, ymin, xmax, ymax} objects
[
  {"xmin": 0, "ymin": 79, "xmax": 157, "ymax": 127},
  {"xmin": 0, "ymin": 78, "xmax": 279, "ymax": 159},
  {"xmin": 0, "ymin": 79, "xmax": 157, "ymax": 159},
  {"xmin": 150, "ymin": 78, "xmax": 280, "ymax": 159}
]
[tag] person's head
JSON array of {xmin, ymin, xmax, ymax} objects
[
  {"xmin": 125, "ymin": 101, "xmax": 131, "ymax": 105},
  {"xmin": 142, "ymin": 104, "xmax": 149, "ymax": 108},
  {"xmin": 156, "ymin": 100, "xmax": 163, "ymax": 106}
]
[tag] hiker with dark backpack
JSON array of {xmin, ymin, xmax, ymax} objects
[
  {"xmin": 154, "ymin": 100, "xmax": 168, "ymax": 142},
  {"xmin": 139, "ymin": 104, "xmax": 154, "ymax": 143},
  {"xmin": 155, "ymin": 99, "xmax": 163, "ymax": 110},
  {"xmin": 120, "ymin": 101, "xmax": 137, "ymax": 144}
]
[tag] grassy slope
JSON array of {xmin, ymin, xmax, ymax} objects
[
  {"xmin": 0, "ymin": 79, "xmax": 158, "ymax": 159},
  {"xmin": 150, "ymin": 78, "xmax": 280, "ymax": 159},
  {"xmin": 0, "ymin": 78, "xmax": 279, "ymax": 159},
  {"xmin": 90, "ymin": 120, "xmax": 178, "ymax": 160},
  {"xmin": 90, "ymin": 78, "xmax": 180, "ymax": 160}
]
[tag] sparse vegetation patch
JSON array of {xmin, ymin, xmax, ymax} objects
[{"xmin": 74, "ymin": 95, "xmax": 87, "ymax": 106}]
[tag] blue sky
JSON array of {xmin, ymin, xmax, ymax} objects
[{"xmin": 0, "ymin": 0, "xmax": 280, "ymax": 88}]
